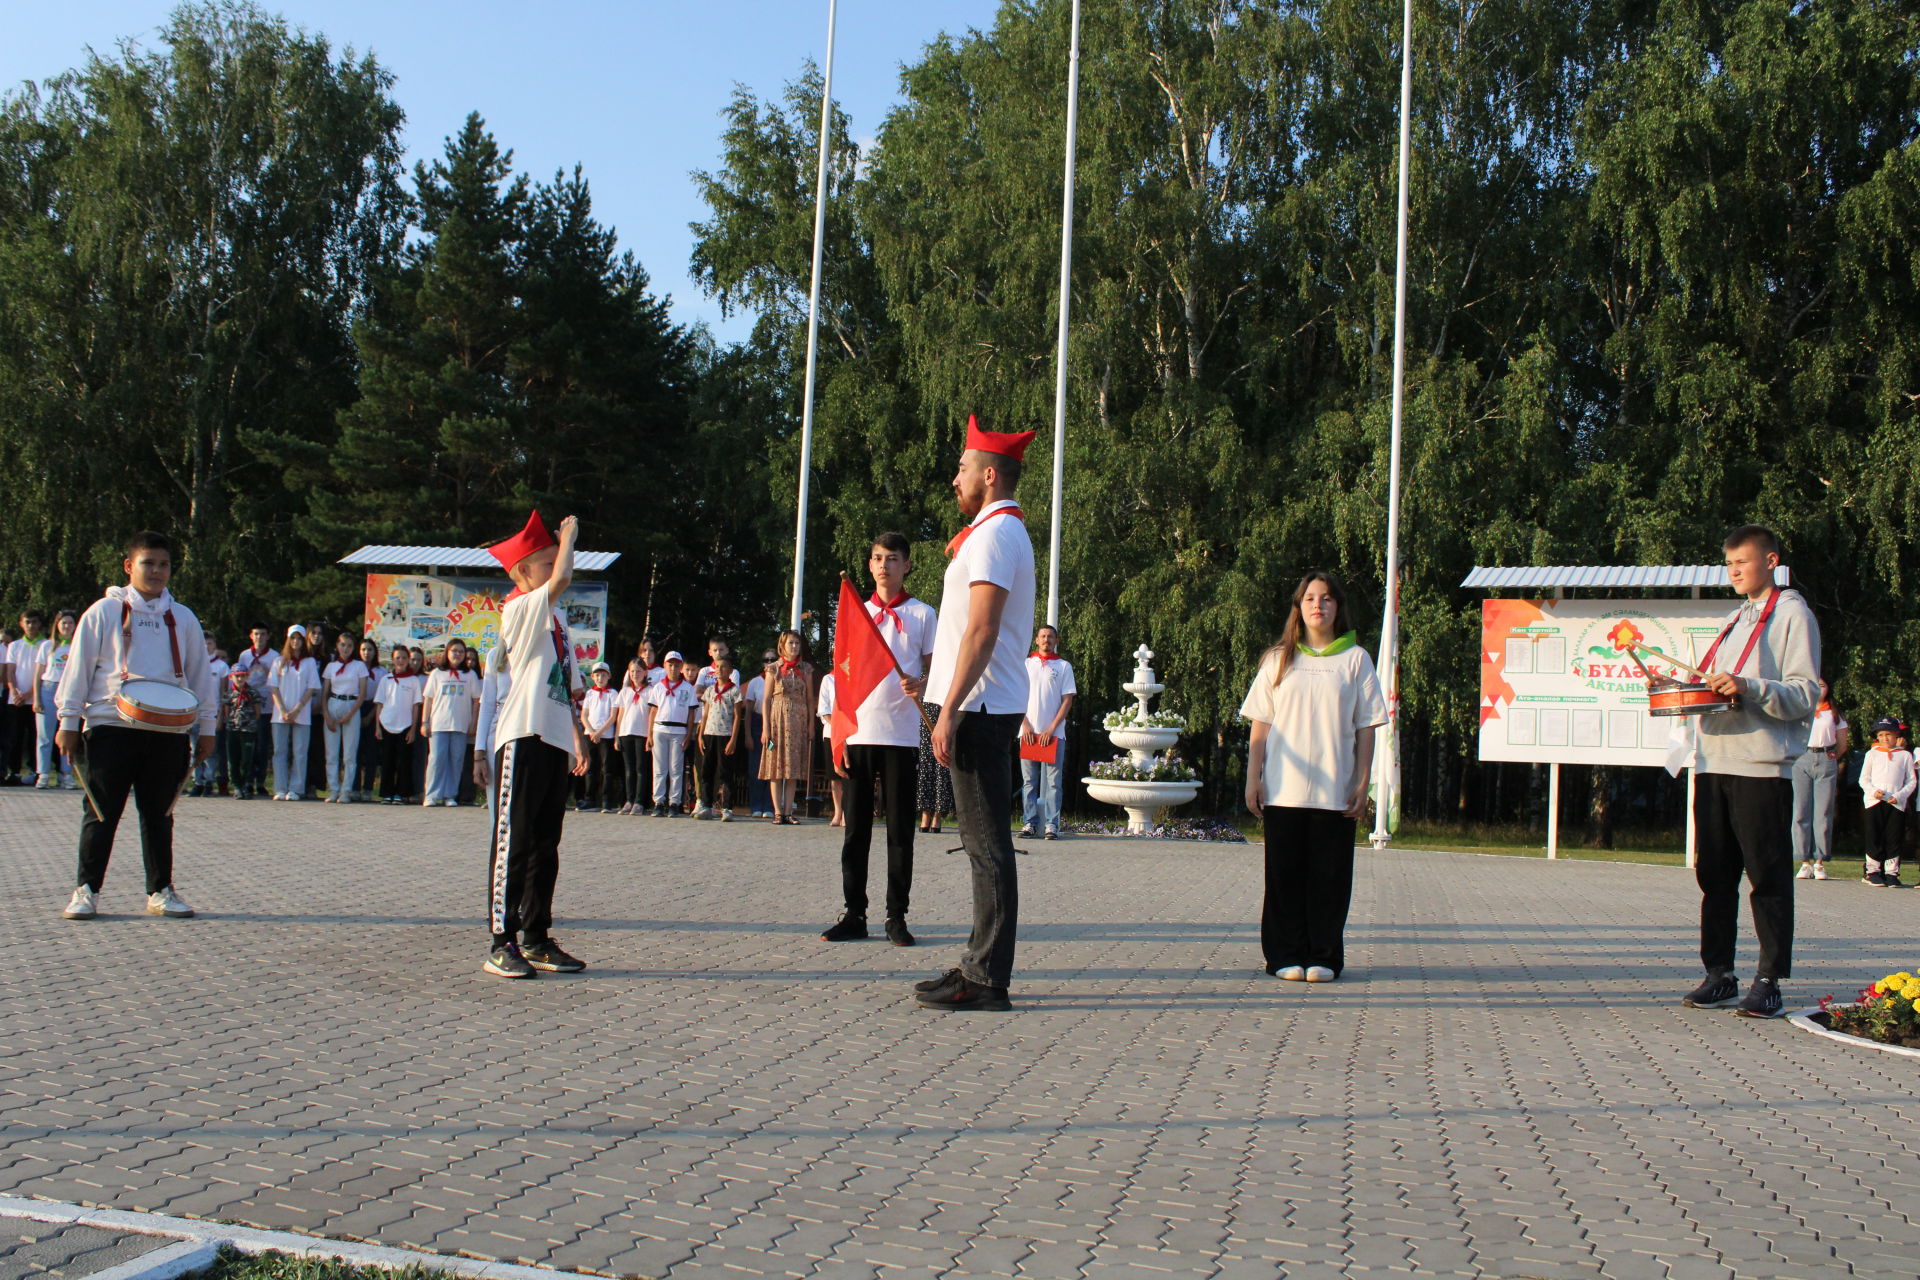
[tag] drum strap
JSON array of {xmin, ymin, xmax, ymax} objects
[
  {"xmin": 117, "ymin": 602, "xmax": 184, "ymax": 683},
  {"xmin": 1699, "ymin": 588, "xmax": 1779, "ymax": 678}
]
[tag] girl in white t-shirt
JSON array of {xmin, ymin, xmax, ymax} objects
[
  {"xmin": 270, "ymin": 627, "xmax": 322, "ymax": 800},
  {"xmin": 613, "ymin": 657, "xmax": 652, "ymax": 814},
  {"xmin": 321, "ymin": 632, "xmax": 370, "ymax": 802},
  {"xmin": 1240, "ymin": 572, "xmax": 1387, "ymax": 984}
]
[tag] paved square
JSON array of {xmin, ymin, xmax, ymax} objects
[{"xmin": 2, "ymin": 790, "xmax": 1916, "ymax": 1279}]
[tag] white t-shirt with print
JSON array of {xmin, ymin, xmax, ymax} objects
[
  {"xmin": 1239, "ymin": 644, "xmax": 1387, "ymax": 812},
  {"xmin": 492, "ymin": 583, "xmax": 582, "ymax": 760},
  {"xmin": 426, "ymin": 667, "xmax": 478, "ymax": 734},
  {"xmin": 925, "ymin": 500, "xmax": 1035, "ymax": 716}
]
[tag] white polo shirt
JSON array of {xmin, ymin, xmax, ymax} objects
[
  {"xmin": 843, "ymin": 595, "xmax": 937, "ymax": 749},
  {"xmin": 1239, "ymin": 642, "xmax": 1387, "ymax": 811},
  {"xmin": 925, "ymin": 499, "xmax": 1035, "ymax": 716},
  {"xmin": 580, "ymin": 684, "xmax": 619, "ymax": 736},
  {"xmin": 375, "ymin": 671, "xmax": 424, "ymax": 734},
  {"xmin": 614, "ymin": 684, "xmax": 649, "ymax": 736},
  {"xmin": 646, "ymin": 679, "xmax": 700, "ymax": 736},
  {"xmin": 323, "ymin": 658, "xmax": 369, "ymax": 704},
  {"xmin": 1024, "ymin": 655, "xmax": 1076, "ymax": 731}
]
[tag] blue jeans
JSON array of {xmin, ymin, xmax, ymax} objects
[
  {"xmin": 426, "ymin": 730, "xmax": 467, "ymax": 801},
  {"xmin": 37, "ymin": 692, "xmax": 69, "ymax": 780},
  {"xmin": 1020, "ymin": 751, "xmax": 1064, "ymax": 832},
  {"xmin": 272, "ymin": 720, "xmax": 310, "ymax": 797}
]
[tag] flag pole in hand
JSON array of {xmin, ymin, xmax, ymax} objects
[{"xmin": 837, "ymin": 572, "xmax": 935, "ymax": 738}]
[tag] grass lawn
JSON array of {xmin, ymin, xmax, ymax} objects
[{"xmin": 190, "ymin": 1248, "xmax": 461, "ymax": 1280}]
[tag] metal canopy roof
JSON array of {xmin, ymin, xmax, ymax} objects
[
  {"xmin": 1461, "ymin": 564, "xmax": 1790, "ymax": 590},
  {"xmin": 338, "ymin": 545, "xmax": 622, "ymax": 572}
]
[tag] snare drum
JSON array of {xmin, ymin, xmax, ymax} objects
[
  {"xmin": 1647, "ymin": 681, "xmax": 1738, "ymax": 717},
  {"xmin": 114, "ymin": 679, "xmax": 201, "ymax": 732}
]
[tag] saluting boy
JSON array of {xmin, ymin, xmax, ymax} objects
[{"xmin": 473, "ymin": 512, "xmax": 590, "ymax": 979}]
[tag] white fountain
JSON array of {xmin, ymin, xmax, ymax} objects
[{"xmin": 1082, "ymin": 644, "xmax": 1202, "ymax": 834}]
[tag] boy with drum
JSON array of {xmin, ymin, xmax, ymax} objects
[
  {"xmin": 53, "ymin": 531, "xmax": 217, "ymax": 920},
  {"xmin": 1680, "ymin": 524, "xmax": 1821, "ymax": 1019}
]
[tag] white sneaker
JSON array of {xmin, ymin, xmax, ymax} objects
[
  {"xmin": 146, "ymin": 886, "xmax": 194, "ymax": 918},
  {"xmin": 1811, "ymin": 862, "xmax": 1828, "ymax": 880},
  {"xmin": 62, "ymin": 886, "xmax": 97, "ymax": 920},
  {"xmin": 1306, "ymin": 966, "xmax": 1337, "ymax": 983},
  {"xmin": 720, "ymin": 810, "xmax": 733, "ymax": 822},
  {"xmin": 62, "ymin": 774, "xmax": 79, "ymax": 790},
  {"xmin": 35, "ymin": 776, "xmax": 54, "ymax": 790},
  {"xmin": 1795, "ymin": 861, "xmax": 1814, "ymax": 880},
  {"xmin": 1274, "ymin": 965, "xmax": 1306, "ymax": 981}
]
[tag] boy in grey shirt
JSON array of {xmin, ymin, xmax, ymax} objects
[{"xmin": 1681, "ymin": 524, "xmax": 1821, "ymax": 1019}]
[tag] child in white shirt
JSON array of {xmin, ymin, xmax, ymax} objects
[{"xmin": 1860, "ymin": 716, "xmax": 1916, "ymax": 887}]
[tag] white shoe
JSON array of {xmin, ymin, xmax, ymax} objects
[
  {"xmin": 1306, "ymin": 966, "xmax": 1337, "ymax": 983},
  {"xmin": 35, "ymin": 776, "xmax": 54, "ymax": 790},
  {"xmin": 1811, "ymin": 862, "xmax": 1829, "ymax": 880},
  {"xmin": 1796, "ymin": 861, "xmax": 1815, "ymax": 880},
  {"xmin": 146, "ymin": 886, "xmax": 194, "ymax": 918},
  {"xmin": 720, "ymin": 810, "xmax": 733, "ymax": 822},
  {"xmin": 1274, "ymin": 965, "xmax": 1306, "ymax": 981},
  {"xmin": 62, "ymin": 774, "xmax": 79, "ymax": 790},
  {"xmin": 62, "ymin": 886, "xmax": 97, "ymax": 920}
]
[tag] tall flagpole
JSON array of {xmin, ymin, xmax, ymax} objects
[
  {"xmin": 1045, "ymin": 0, "xmax": 1083, "ymax": 629},
  {"xmin": 789, "ymin": 0, "xmax": 839, "ymax": 632},
  {"xmin": 1370, "ymin": 0, "xmax": 1413, "ymax": 849}
]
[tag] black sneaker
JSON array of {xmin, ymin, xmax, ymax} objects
[
  {"xmin": 484, "ymin": 941, "xmax": 535, "ymax": 979},
  {"xmin": 1866, "ymin": 871, "xmax": 1889, "ymax": 887},
  {"xmin": 916, "ymin": 974, "xmax": 1011, "ymax": 1011},
  {"xmin": 1733, "ymin": 976, "xmax": 1784, "ymax": 1019},
  {"xmin": 1886, "ymin": 874, "xmax": 1906, "ymax": 889},
  {"xmin": 521, "ymin": 938, "xmax": 586, "ymax": 973},
  {"xmin": 915, "ymin": 967, "xmax": 964, "ymax": 994},
  {"xmin": 1682, "ymin": 973, "xmax": 1740, "ymax": 1009},
  {"xmin": 885, "ymin": 918, "xmax": 915, "ymax": 947},
  {"xmin": 821, "ymin": 913, "xmax": 868, "ymax": 942}
]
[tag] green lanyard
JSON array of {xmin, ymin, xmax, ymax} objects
[{"xmin": 1298, "ymin": 631, "xmax": 1357, "ymax": 658}]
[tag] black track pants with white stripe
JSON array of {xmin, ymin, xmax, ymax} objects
[{"xmin": 488, "ymin": 737, "xmax": 571, "ymax": 946}]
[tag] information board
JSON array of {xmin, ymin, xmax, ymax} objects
[
  {"xmin": 1478, "ymin": 598, "xmax": 1733, "ymax": 767},
  {"xmin": 362, "ymin": 573, "xmax": 609, "ymax": 667}
]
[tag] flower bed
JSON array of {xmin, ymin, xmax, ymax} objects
[
  {"xmin": 1061, "ymin": 817, "xmax": 1247, "ymax": 843},
  {"xmin": 1803, "ymin": 969, "xmax": 1920, "ymax": 1051},
  {"xmin": 1087, "ymin": 751, "xmax": 1200, "ymax": 783}
]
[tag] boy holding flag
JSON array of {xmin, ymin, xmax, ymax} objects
[{"xmin": 822, "ymin": 533, "xmax": 938, "ymax": 946}]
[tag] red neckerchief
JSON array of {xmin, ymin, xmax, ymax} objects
[
  {"xmin": 869, "ymin": 591, "xmax": 912, "ymax": 635},
  {"xmin": 662, "ymin": 677, "xmax": 684, "ymax": 696},
  {"xmin": 1700, "ymin": 588, "xmax": 1780, "ymax": 677},
  {"xmin": 716, "ymin": 677, "xmax": 735, "ymax": 695},
  {"xmin": 779, "ymin": 659, "xmax": 800, "ymax": 677},
  {"xmin": 946, "ymin": 505, "xmax": 1024, "ymax": 557},
  {"xmin": 1031, "ymin": 652, "xmax": 1061, "ymax": 662}
]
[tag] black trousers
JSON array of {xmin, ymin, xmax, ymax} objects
[
  {"xmin": 585, "ymin": 737, "xmax": 620, "ymax": 808},
  {"xmin": 75, "ymin": 725, "xmax": 191, "ymax": 894},
  {"xmin": 488, "ymin": 737, "xmax": 570, "ymax": 944},
  {"xmin": 620, "ymin": 735, "xmax": 650, "ymax": 809},
  {"xmin": 354, "ymin": 714, "xmax": 379, "ymax": 793},
  {"xmin": 840, "ymin": 743, "xmax": 917, "ymax": 919},
  {"xmin": 250, "ymin": 717, "xmax": 272, "ymax": 788},
  {"xmin": 696, "ymin": 734, "xmax": 742, "ymax": 809},
  {"xmin": 1864, "ymin": 804, "xmax": 1905, "ymax": 871},
  {"xmin": 307, "ymin": 716, "xmax": 327, "ymax": 792},
  {"xmin": 3, "ymin": 701, "xmax": 31, "ymax": 776},
  {"xmin": 1694, "ymin": 772, "xmax": 1794, "ymax": 980},
  {"xmin": 1261, "ymin": 805, "xmax": 1357, "ymax": 975},
  {"xmin": 380, "ymin": 732, "xmax": 413, "ymax": 798}
]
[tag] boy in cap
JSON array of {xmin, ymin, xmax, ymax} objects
[
  {"xmin": 580, "ymin": 660, "xmax": 621, "ymax": 813},
  {"xmin": 916, "ymin": 415, "xmax": 1037, "ymax": 1011},
  {"xmin": 1859, "ymin": 716, "xmax": 1914, "ymax": 888},
  {"xmin": 644, "ymin": 651, "xmax": 701, "ymax": 815},
  {"xmin": 473, "ymin": 512, "xmax": 589, "ymax": 978}
]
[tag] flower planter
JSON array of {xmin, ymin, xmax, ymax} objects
[
  {"xmin": 1105, "ymin": 726, "xmax": 1180, "ymax": 755},
  {"xmin": 1786, "ymin": 1005, "xmax": 1920, "ymax": 1060},
  {"xmin": 1082, "ymin": 778, "xmax": 1202, "ymax": 835}
]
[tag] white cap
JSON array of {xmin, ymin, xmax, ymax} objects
[
  {"xmin": 664, "ymin": 650, "xmax": 684, "ymax": 662},
  {"xmin": 286, "ymin": 624, "xmax": 307, "ymax": 637},
  {"xmin": 590, "ymin": 661, "xmax": 611, "ymax": 674}
]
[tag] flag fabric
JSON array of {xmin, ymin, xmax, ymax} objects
[{"xmin": 830, "ymin": 577, "xmax": 896, "ymax": 770}]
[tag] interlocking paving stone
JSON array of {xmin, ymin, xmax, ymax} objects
[
  {"xmin": 4, "ymin": 788, "xmax": 1919, "ymax": 1279},
  {"xmin": 0, "ymin": 1223, "xmax": 169, "ymax": 1280}
]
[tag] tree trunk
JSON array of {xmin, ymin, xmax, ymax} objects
[{"xmin": 1586, "ymin": 765, "xmax": 1615, "ymax": 849}]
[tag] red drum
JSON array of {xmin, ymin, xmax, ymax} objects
[
  {"xmin": 114, "ymin": 678, "xmax": 200, "ymax": 731},
  {"xmin": 1646, "ymin": 681, "xmax": 1738, "ymax": 717}
]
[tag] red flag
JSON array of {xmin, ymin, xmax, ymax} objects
[{"xmin": 831, "ymin": 577, "xmax": 896, "ymax": 769}]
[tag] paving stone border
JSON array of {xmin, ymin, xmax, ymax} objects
[
  {"xmin": 0, "ymin": 1199, "xmax": 575, "ymax": 1280},
  {"xmin": 1786, "ymin": 1005, "xmax": 1920, "ymax": 1061}
]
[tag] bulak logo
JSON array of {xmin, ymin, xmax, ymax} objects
[{"xmin": 1573, "ymin": 611, "xmax": 1685, "ymax": 693}]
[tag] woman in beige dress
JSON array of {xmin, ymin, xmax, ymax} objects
[{"xmin": 758, "ymin": 630, "xmax": 816, "ymax": 824}]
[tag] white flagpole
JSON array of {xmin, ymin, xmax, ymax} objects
[
  {"xmin": 789, "ymin": 0, "xmax": 839, "ymax": 632},
  {"xmin": 1045, "ymin": 0, "xmax": 1082, "ymax": 629},
  {"xmin": 1370, "ymin": 0, "xmax": 1413, "ymax": 849}
]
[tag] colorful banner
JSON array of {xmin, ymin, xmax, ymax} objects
[
  {"xmin": 362, "ymin": 574, "xmax": 609, "ymax": 666},
  {"xmin": 1478, "ymin": 598, "xmax": 1732, "ymax": 767}
]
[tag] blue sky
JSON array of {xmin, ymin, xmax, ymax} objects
[{"xmin": 4, "ymin": 1, "xmax": 1002, "ymax": 343}]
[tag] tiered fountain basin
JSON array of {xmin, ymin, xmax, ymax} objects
[{"xmin": 1082, "ymin": 659, "xmax": 1202, "ymax": 835}]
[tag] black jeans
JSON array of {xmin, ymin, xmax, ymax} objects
[
  {"xmin": 250, "ymin": 717, "xmax": 273, "ymax": 790},
  {"xmin": 620, "ymin": 735, "xmax": 650, "ymax": 809},
  {"xmin": 74, "ymin": 725, "xmax": 191, "ymax": 894},
  {"xmin": 949, "ymin": 710, "xmax": 1022, "ymax": 987},
  {"xmin": 1694, "ymin": 772, "xmax": 1794, "ymax": 980},
  {"xmin": 585, "ymin": 737, "xmax": 620, "ymax": 809},
  {"xmin": 841, "ymin": 743, "xmax": 917, "ymax": 919},
  {"xmin": 380, "ymin": 732, "xmax": 413, "ymax": 799},
  {"xmin": 1261, "ymin": 805, "xmax": 1357, "ymax": 975},
  {"xmin": 696, "ymin": 734, "xmax": 742, "ymax": 810},
  {"xmin": 489, "ymin": 737, "xmax": 571, "ymax": 945}
]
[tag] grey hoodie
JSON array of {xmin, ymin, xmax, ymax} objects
[{"xmin": 1695, "ymin": 588, "xmax": 1821, "ymax": 779}]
